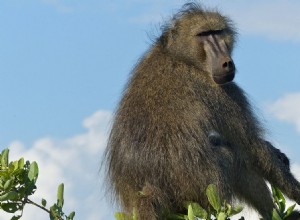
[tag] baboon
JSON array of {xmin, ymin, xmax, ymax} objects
[{"xmin": 105, "ymin": 3, "xmax": 300, "ymax": 220}]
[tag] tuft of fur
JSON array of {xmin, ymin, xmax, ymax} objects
[{"xmin": 104, "ymin": 3, "xmax": 300, "ymax": 220}]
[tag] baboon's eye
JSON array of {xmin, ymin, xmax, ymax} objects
[{"xmin": 197, "ymin": 29, "xmax": 224, "ymax": 37}]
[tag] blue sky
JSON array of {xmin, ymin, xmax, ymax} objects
[{"xmin": 1, "ymin": 1, "xmax": 300, "ymax": 219}]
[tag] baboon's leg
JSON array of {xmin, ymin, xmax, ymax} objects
[
  {"xmin": 136, "ymin": 196, "xmax": 158, "ymax": 220},
  {"xmin": 135, "ymin": 183, "xmax": 168, "ymax": 220},
  {"xmin": 234, "ymin": 167, "xmax": 274, "ymax": 220},
  {"xmin": 259, "ymin": 141, "xmax": 300, "ymax": 205}
]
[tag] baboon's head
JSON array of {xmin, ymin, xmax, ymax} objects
[{"xmin": 159, "ymin": 3, "xmax": 237, "ymax": 84}]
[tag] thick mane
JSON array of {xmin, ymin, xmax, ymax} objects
[
  {"xmin": 158, "ymin": 3, "xmax": 236, "ymax": 48},
  {"xmin": 158, "ymin": 3, "xmax": 206, "ymax": 46},
  {"xmin": 175, "ymin": 2, "xmax": 205, "ymax": 16}
]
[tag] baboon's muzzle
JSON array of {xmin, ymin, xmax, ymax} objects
[
  {"xmin": 212, "ymin": 56, "xmax": 235, "ymax": 84},
  {"xmin": 203, "ymin": 35, "xmax": 236, "ymax": 85}
]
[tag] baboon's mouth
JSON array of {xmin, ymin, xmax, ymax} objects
[{"xmin": 213, "ymin": 72, "xmax": 235, "ymax": 84}]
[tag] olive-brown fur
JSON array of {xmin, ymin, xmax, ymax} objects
[{"xmin": 105, "ymin": 3, "xmax": 300, "ymax": 220}]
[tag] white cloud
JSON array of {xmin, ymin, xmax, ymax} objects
[
  {"xmin": 268, "ymin": 93, "xmax": 300, "ymax": 133},
  {"xmin": 216, "ymin": 1, "xmax": 300, "ymax": 42},
  {"xmin": 292, "ymin": 164, "xmax": 300, "ymax": 184},
  {"xmin": 227, "ymin": 1, "xmax": 300, "ymax": 42},
  {"xmin": 127, "ymin": 0, "xmax": 300, "ymax": 42},
  {"xmin": 0, "ymin": 110, "xmax": 114, "ymax": 220}
]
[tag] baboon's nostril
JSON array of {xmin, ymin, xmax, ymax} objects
[
  {"xmin": 222, "ymin": 60, "xmax": 234, "ymax": 72},
  {"xmin": 228, "ymin": 61, "xmax": 233, "ymax": 68}
]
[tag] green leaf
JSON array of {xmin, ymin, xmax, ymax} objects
[
  {"xmin": 0, "ymin": 191, "xmax": 18, "ymax": 201},
  {"xmin": 217, "ymin": 212, "xmax": 227, "ymax": 220},
  {"xmin": 50, "ymin": 205, "xmax": 58, "ymax": 220},
  {"xmin": 183, "ymin": 201, "xmax": 192, "ymax": 210},
  {"xmin": 229, "ymin": 205, "xmax": 243, "ymax": 216},
  {"xmin": 189, "ymin": 202, "xmax": 207, "ymax": 218},
  {"xmin": 1, "ymin": 203, "xmax": 19, "ymax": 213},
  {"xmin": 272, "ymin": 187, "xmax": 285, "ymax": 202},
  {"xmin": 206, "ymin": 184, "xmax": 221, "ymax": 212},
  {"xmin": 18, "ymin": 158, "xmax": 24, "ymax": 169},
  {"xmin": 50, "ymin": 203, "xmax": 63, "ymax": 220},
  {"xmin": 272, "ymin": 187, "xmax": 279, "ymax": 205},
  {"xmin": 1, "ymin": 149, "xmax": 9, "ymax": 167},
  {"xmin": 273, "ymin": 187, "xmax": 286, "ymax": 213},
  {"xmin": 115, "ymin": 212, "xmax": 133, "ymax": 220},
  {"xmin": 187, "ymin": 204, "xmax": 195, "ymax": 220},
  {"xmin": 285, "ymin": 204, "xmax": 296, "ymax": 218},
  {"xmin": 57, "ymin": 183, "xmax": 64, "ymax": 208},
  {"xmin": 226, "ymin": 203, "xmax": 232, "ymax": 216},
  {"xmin": 68, "ymin": 211, "xmax": 75, "ymax": 220},
  {"xmin": 24, "ymin": 182, "xmax": 37, "ymax": 196},
  {"xmin": 12, "ymin": 161, "xmax": 18, "ymax": 170},
  {"xmin": 272, "ymin": 209, "xmax": 283, "ymax": 220},
  {"xmin": 28, "ymin": 162, "xmax": 39, "ymax": 182},
  {"xmin": 11, "ymin": 215, "xmax": 22, "ymax": 220},
  {"xmin": 41, "ymin": 198, "xmax": 47, "ymax": 207},
  {"xmin": 4, "ymin": 179, "xmax": 14, "ymax": 191}
]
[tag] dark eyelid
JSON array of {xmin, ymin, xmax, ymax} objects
[{"xmin": 197, "ymin": 29, "xmax": 224, "ymax": 37}]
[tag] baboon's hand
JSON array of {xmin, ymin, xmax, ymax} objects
[{"xmin": 264, "ymin": 141, "xmax": 290, "ymax": 168}]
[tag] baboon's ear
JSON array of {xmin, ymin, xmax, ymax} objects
[
  {"xmin": 159, "ymin": 31, "xmax": 171, "ymax": 48},
  {"xmin": 159, "ymin": 28, "xmax": 177, "ymax": 49}
]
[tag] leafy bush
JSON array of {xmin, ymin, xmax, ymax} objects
[
  {"xmin": 1, "ymin": 147, "xmax": 298, "ymax": 220},
  {"xmin": 271, "ymin": 186, "xmax": 297, "ymax": 220},
  {"xmin": 0, "ymin": 148, "xmax": 75, "ymax": 220},
  {"xmin": 115, "ymin": 183, "xmax": 298, "ymax": 220},
  {"xmin": 115, "ymin": 184, "xmax": 243, "ymax": 220}
]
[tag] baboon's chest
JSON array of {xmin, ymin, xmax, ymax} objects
[{"xmin": 199, "ymin": 84, "xmax": 255, "ymax": 143}]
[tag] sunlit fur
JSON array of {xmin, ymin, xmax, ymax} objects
[{"xmin": 104, "ymin": 3, "xmax": 300, "ymax": 220}]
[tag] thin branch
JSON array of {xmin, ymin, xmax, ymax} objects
[
  {"xmin": 26, "ymin": 198, "xmax": 63, "ymax": 220},
  {"xmin": 26, "ymin": 198, "xmax": 50, "ymax": 213}
]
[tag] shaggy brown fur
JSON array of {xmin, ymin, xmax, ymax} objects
[{"xmin": 104, "ymin": 3, "xmax": 300, "ymax": 219}]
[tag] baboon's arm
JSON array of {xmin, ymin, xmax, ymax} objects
[{"xmin": 256, "ymin": 140, "xmax": 300, "ymax": 204}]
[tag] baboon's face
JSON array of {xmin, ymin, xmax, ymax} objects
[
  {"xmin": 199, "ymin": 28, "xmax": 235, "ymax": 84},
  {"xmin": 165, "ymin": 12, "xmax": 236, "ymax": 84}
]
